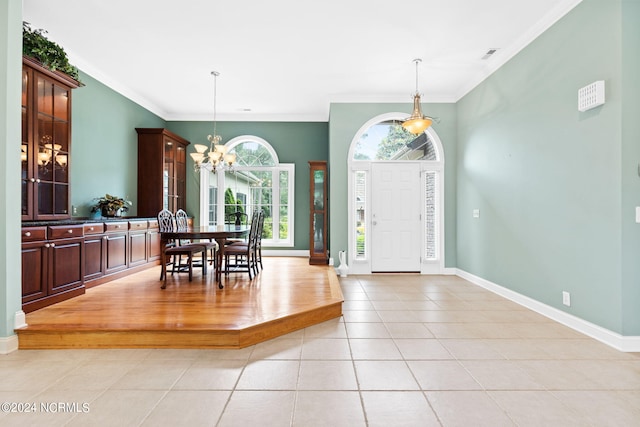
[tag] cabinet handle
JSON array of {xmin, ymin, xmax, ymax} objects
[
  {"xmin": 25, "ymin": 232, "xmax": 31, "ymax": 237},
  {"xmin": 30, "ymin": 178, "xmax": 35, "ymax": 183},
  {"xmin": 44, "ymin": 243, "xmax": 50, "ymax": 248},
  {"xmin": 50, "ymin": 243, "xmax": 55, "ymax": 247},
  {"xmin": 67, "ymin": 229, "xmax": 73, "ymax": 234},
  {"xmin": 103, "ymin": 236, "xmax": 107, "ymax": 240},
  {"xmin": 89, "ymin": 227, "xmax": 94, "ymax": 231},
  {"xmin": 116, "ymin": 225, "xmax": 121, "ymax": 228},
  {"xmin": 36, "ymin": 179, "xmax": 40, "ymax": 183}
]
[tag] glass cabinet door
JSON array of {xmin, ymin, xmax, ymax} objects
[
  {"xmin": 36, "ymin": 76, "xmax": 70, "ymax": 217},
  {"xmin": 175, "ymin": 143, "xmax": 186, "ymax": 212},
  {"xmin": 21, "ymin": 69, "xmax": 32, "ymax": 218},
  {"xmin": 309, "ymin": 161, "xmax": 328, "ymax": 264},
  {"xmin": 163, "ymin": 139, "xmax": 175, "ymax": 211}
]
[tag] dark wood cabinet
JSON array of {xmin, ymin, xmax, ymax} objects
[
  {"xmin": 21, "ymin": 228, "xmax": 48, "ymax": 304},
  {"xmin": 309, "ymin": 161, "xmax": 328, "ymax": 265},
  {"xmin": 83, "ymin": 223, "xmax": 106, "ymax": 284},
  {"xmin": 104, "ymin": 222, "xmax": 128, "ymax": 275},
  {"xmin": 147, "ymin": 220, "xmax": 162, "ymax": 262},
  {"xmin": 24, "ymin": 219, "xmax": 163, "ymax": 311},
  {"xmin": 21, "ymin": 57, "xmax": 80, "ymax": 221},
  {"xmin": 128, "ymin": 220, "xmax": 149, "ymax": 267},
  {"xmin": 21, "ymin": 225, "xmax": 85, "ymax": 313},
  {"xmin": 136, "ymin": 128, "xmax": 190, "ymax": 217}
]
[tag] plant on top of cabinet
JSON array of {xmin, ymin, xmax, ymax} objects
[{"xmin": 22, "ymin": 22, "xmax": 81, "ymax": 83}]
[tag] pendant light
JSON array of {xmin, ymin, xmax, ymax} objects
[
  {"xmin": 402, "ymin": 59, "xmax": 433, "ymax": 134},
  {"xmin": 191, "ymin": 71, "xmax": 237, "ymax": 173}
]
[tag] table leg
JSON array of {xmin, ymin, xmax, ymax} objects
[{"xmin": 216, "ymin": 237, "xmax": 226, "ymax": 289}]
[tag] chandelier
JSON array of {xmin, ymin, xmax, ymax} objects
[
  {"xmin": 30, "ymin": 136, "xmax": 67, "ymax": 170},
  {"xmin": 190, "ymin": 71, "xmax": 237, "ymax": 173},
  {"xmin": 402, "ymin": 59, "xmax": 434, "ymax": 135}
]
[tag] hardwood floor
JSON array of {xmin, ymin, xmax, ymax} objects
[{"xmin": 17, "ymin": 257, "xmax": 343, "ymax": 349}]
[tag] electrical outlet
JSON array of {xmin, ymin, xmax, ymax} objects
[
  {"xmin": 562, "ymin": 291, "xmax": 571, "ymax": 307},
  {"xmin": 72, "ymin": 205, "xmax": 78, "ymax": 215},
  {"xmin": 473, "ymin": 209, "xmax": 480, "ymax": 218}
]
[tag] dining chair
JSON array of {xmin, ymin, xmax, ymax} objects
[
  {"xmin": 224, "ymin": 210, "xmax": 261, "ymax": 279},
  {"xmin": 175, "ymin": 209, "xmax": 219, "ymax": 269},
  {"xmin": 254, "ymin": 210, "xmax": 265, "ymax": 271},
  {"xmin": 224, "ymin": 210, "xmax": 250, "ymax": 246},
  {"xmin": 157, "ymin": 209, "xmax": 206, "ymax": 282}
]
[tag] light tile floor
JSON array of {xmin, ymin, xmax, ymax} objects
[{"xmin": 2, "ymin": 274, "xmax": 640, "ymax": 426}]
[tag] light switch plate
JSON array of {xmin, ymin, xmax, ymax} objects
[
  {"xmin": 636, "ymin": 207, "xmax": 640, "ymax": 223},
  {"xmin": 473, "ymin": 209, "xmax": 480, "ymax": 218},
  {"xmin": 562, "ymin": 291, "xmax": 571, "ymax": 307}
]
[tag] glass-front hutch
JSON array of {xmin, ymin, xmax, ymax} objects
[
  {"xmin": 22, "ymin": 57, "xmax": 79, "ymax": 220},
  {"xmin": 136, "ymin": 128, "xmax": 190, "ymax": 217},
  {"xmin": 309, "ymin": 161, "xmax": 328, "ymax": 264}
]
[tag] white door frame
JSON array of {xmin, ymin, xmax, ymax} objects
[{"xmin": 346, "ymin": 112, "xmax": 445, "ymax": 275}]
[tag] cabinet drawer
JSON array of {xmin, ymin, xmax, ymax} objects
[
  {"xmin": 105, "ymin": 222, "xmax": 128, "ymax": 232},
  {"xmin": 49, "ymin": 225, "xmax": 84, "ymax": 239},
  {"xmin": 22, "ymin": 227, "xmax": 47, "ymax": 242},
  {"xmin": 83, "ymin": 223, "xmax": 105, "ymax": 235},
  {"xmin": 148, "ymin": 219, "xmax": 159, "ymax": 230},
  {"xmin": 129, "ymin": 220, "xmax": 148, "ymax": 231}
]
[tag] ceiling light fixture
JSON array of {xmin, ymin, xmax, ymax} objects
[
  {"xmin": 402, "ymin": 58, "xmax": 434, "ymax": 135},
  {"xmin": 190, "ymin": 71, "xmax": 236, "ymax": 173}
]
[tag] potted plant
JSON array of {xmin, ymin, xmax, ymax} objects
[
  {"xmin": 22, "ymin": 22, "xmax": 81, "ymax": 82},
  {"xmin": 91, "ymin": 194, "xmax": 132, "ymax": 217}
]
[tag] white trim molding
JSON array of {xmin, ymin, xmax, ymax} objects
[
  {"xmin": 0, "ymin": 335, "xmax": 19, "ymax": 354},
  {"xmin": 262, "ymin": 250, "xmax": 308, "ymax": 257},
  {"xmin": 14, "ymin": 310, "xmax": 27, "ymax": 330},
  {"xmin": 456, "ymin": 269, "xmax": 640, "ymax": 352}
]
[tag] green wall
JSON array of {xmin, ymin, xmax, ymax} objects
[
  {"xmin": 71, "ymin": 72, "xmax": 165, "ymax": 217},
  {"xmin": 0, "ymin": 0, "xmax": 22, "ymax": 341},
  {"xmin": 456, "ymin": 0, "xmax": 638, "ymax": 334},
  {"xmin": 167, "ymin": 121, "xmax": 328, "ymax": 251},
  {"xmin": 328, "ymin": 102, "xmax": 458, "ymax": 267},
  {"xmin": 620, "ymin": 0, "xmax": 640, "ymax": 335}
]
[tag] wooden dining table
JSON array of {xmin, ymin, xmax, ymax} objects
[{"xmin": 160, "ymin": 224, "xmax": 251, "ymax": 289}]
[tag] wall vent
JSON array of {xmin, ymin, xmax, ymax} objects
[
  {"xmin": 578, "ymin": 80, "xmax": 605, "ymax": 112},
  {"xmin": 481, "ymin": 49, "xmax": 498, "ymax": 60}
]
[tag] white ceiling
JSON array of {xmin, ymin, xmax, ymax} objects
[{"xmin": 23, "ymin": 0, "xmax": 582, "ymax": 122}]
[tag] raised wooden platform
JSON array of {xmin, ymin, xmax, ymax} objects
[{"xmin": 17, "ymin": 257, "xmax": 343, "ymax": 349}]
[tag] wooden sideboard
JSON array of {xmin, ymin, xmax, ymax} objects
[{"xmin": 21, "ymin": 218, "xmax": 161, "ymax": 313}]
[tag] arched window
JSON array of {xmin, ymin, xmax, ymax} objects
[
  {"xmin": 348, "ymin": 113, "xmax": 444, "ymax": 274},
  {"xmin": 353, "ymin": 119, "xmax": 440, "ymax": 161},
  {"xmin": 199, "ymin": 136, "xmax": 294, "ymax": 247}
]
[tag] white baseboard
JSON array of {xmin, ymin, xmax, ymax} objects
[
  {"xmin": 14, "ymin": 310, "xmax": 27, "ymax": 330},
  {"xmin": 456, "ymin": 269, "xmax": 640, "ymax": 352},
  {"xmin": 0, "ymin": 335, "xmax": 19, "ymax": 354},
  {"xmin": 442, "ymin": 267, "xmax": 457, "ymax": 275},
  {"xmin": 262, "ymin": 250, "xmax": 308, "ymax": 257}
]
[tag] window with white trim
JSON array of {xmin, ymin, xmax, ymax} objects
[{"xmin": 202, "ymin": 137, "xmax": 294, "ymax": 247}]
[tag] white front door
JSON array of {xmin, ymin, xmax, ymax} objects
[{"xmin": 371, "ymin": 163, "xmax": 421, "ymax": 272}]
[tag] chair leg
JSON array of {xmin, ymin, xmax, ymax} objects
[
  {"xmin": 202, "ymin": 249, "xmax": 207, "ymax": 276},
  {"xmin": 187, "ymin": 255, "xmax": 193, "ymax": 281}
]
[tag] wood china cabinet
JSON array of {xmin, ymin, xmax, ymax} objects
[
  {"xmin": 21, "ymin": 57, "xmax": 80, "ymax": 221},
  {"xmin": 136, "ymin": 128, "xmax": 190, "ymax": 217},
  {"xmin": 309, "ymin": 161, "xmax": 328, "ymax": 265}
]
